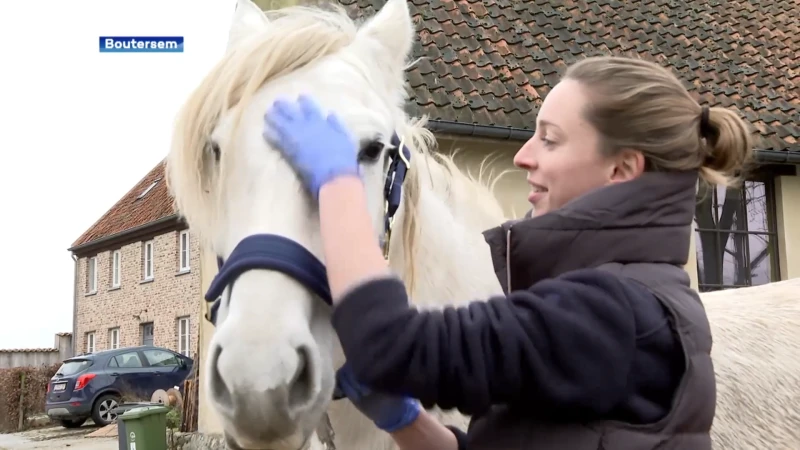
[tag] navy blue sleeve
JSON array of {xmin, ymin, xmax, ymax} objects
[
  {"xmin": 331, "ymin": 268, "xmax": 660, "ymax": 417},
  {"xmin": 445, "ymin": 425, "xmax": 468, "ymax": 450}
]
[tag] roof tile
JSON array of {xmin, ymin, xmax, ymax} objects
[
  {"xmin": 74, "ymin": 0, "xmax": 800, "ymax": 247},
  {"xmin": 71, "ymin": 161, "xmax": 174, "ymax": 248},
  {"xmin": 341, "ymin": 0, "xmax": 800, "ymax": 151}
]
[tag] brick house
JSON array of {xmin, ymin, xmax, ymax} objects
[{"xmin": 68, "ymin": 161, "xmax": 201, "ymax": 358}]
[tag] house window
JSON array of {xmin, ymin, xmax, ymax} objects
[
  {"xmin": 111, "ymin": 250, "xmax": 121, "ymax": 288},
  {"xmin": 85, "ymin": 332, "xmax": 95, "ymax": 353},
  {"xmin": 177, "ymin": 317, "xmax": 190, "ymax": 356},
  {"xmin": 137, "ymin": 179, "xmax": 160, "ymax": 200},
  {"xmin": 87, "ymin": 257, "xmax": 97, "ymax": 293},
  {"xmin": 143, "ymin": 240, "xmax": 154, "ymax": 281},
  {"xmin": 178, "ymin": 231, "xmax": 190, "ymax": 272},
  {"xmin": 694, "ymin": 179, "xmax": 780, "ymax": 292},
  {"xmin": 109, "ymin": 328, "xmax": 120, "ymax": 349},
  {"xmin": 141, "ymin": 322, "xmax": 154, "ymax": 346}
]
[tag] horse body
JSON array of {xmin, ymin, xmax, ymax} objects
[
  {"xmin": 166, "ymin": 0, "xmax": 799, "ymax": 448},
  {"xmin": 702, "ymin": 278, "xmax": 800, "ymax": 449}
]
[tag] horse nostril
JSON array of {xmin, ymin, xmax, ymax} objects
[
  {"xmin": 209, "ymin": 344, "xmax": 233, "ymax": 410},
  {"xmin": 288, "ymin": 345, "xmax": 314, "ymax": 409}
]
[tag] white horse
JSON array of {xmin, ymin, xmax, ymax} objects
[
  {"xmin": 166, "ymin": 0, "xmax": 800, "ymax": 449},
  {"xmin": 167, "ymin": 0, "xmax": 504, "ymax": 448}
]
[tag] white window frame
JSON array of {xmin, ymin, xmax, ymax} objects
[
  {"xmin": 179, "ymin": 231, "xmax": 190, "ymax": 272},
  {"xmin": 143, "ymin": 240, "xmax": 154, "ymax": 281},
  {"xmin": 141, "ymin": 322, "xmax": 155, "ymax": 346},
  {"xmin": 109, "ymin": 328, "xmax": 120, "ymax": 350},
  {"xmin": 111, "ymin": 250, "xmax": 121, "ymax": 288},
  {"xmin": 87, "ymin": 257, "xmax": 97, "ymax": 293},
  {"xmin": 86, "ymin": 332, "xmax": 95, "ymax": 353},
  {"xmin": 177, "ymin": 317, "xmax": 190, "ymax": 356}
]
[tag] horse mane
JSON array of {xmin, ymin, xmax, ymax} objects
[
  {"xmin": 166, "ymin": 4, "xmax": 359, "ymax": 243},
  {"xmin": 396, "ymin": 117, "xmax": 509, "ymax": 292}
]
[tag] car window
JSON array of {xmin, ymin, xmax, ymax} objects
[
  {"xmin": 57, "ymin": 360, "xmax": 91, "ymax": 376},
  {"xmin": 143, "ymin": 349, "xmax": 180, "ymax": 367},
  {"xmin": 113, "ymin": 352, "xmax": 144, "ymax": 368}
]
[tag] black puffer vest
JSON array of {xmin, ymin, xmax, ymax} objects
[{"xmin": 475, "ymin": 171, "xmax": 716, "ymax": 449}]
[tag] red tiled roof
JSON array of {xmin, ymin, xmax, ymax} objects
[
  {"xmin": 71, "ymin": 160, "xmax": 175, "ymax": 248},
  {"xmin": 73, "ymin": 0, "xmax": 799, "ymax": 249},
  {"xmin": 340, "ymin": 0, "xmax": 799, "ymax": 151},
  {"xmin": 0, "ymin": 348, "xmax": 58, "ymax": 353}
]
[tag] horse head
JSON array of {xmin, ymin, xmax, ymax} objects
[{"xmin": 166, "ymin": 0, "xmax": 420, "ymax": 448}]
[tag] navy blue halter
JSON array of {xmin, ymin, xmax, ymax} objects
[{"xmin": 204, "ymin": 133, "xmax": 411, "ymax": 326}]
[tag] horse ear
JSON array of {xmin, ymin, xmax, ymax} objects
[
  {"xmin": 357, "ymin": 0, "xmax": 414, "ymax": 65},
  {"xmin": 227, "ymin": 0, "xmax": 270, "ymax": 51}
]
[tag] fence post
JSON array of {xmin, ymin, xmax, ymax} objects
[{"xmin": 17, "ymin": 372, "xmax": 26, "ymax": 430}]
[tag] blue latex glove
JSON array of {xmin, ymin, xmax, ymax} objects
[
  {"xmin": 262, "ymin": 94, "xmax": 360, "ymax": 199},
  {"xmin": 334, "ymin": 363, "xmax": 421, "ymax": 433}
]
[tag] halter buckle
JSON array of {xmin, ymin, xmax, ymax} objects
[{"xmin": 382, "ymin": 200, "xmax": 392, "ymax": 260}]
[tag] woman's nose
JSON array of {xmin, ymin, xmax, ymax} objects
[{"xmin": 513, "ymin": 139, "xmax": 537, "ymax": 170}]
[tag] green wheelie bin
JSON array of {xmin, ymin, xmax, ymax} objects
[{"xmin": 117, "ymin": 405, "xmax": 169, "ymax": 450}]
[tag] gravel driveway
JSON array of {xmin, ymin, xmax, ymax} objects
[{"xmin": 0, "ymin": 424, "xmax": 116, "ymax": 450}]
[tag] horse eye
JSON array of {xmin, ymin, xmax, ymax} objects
[{"xmin": 358, "ymin": 141, "xmax": 384, "ymax": 163}]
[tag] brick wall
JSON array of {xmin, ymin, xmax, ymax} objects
[{"xmin": 75, "ymin": 229, "xmax": 202, "ymax": 359}]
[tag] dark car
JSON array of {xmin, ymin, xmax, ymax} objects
[{"xmin": 45, "ymin": 345, "xmax": 193, "ymax": 428}]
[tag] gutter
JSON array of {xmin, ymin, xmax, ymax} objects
[
  {"xmin": 71, "ymin": 254, "xmax": 78, "ymax": 358},
  {"xmin": 426, "ymin": 120, "xmax": 800, "ymax": 165},
  {"xmin": 68, "ymin": 214, "xmax": 184, "ymax": 256}
]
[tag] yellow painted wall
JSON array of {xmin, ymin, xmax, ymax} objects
[
  {"xmin": 197, "ymin": 245, "xmax": 224, "ymax": 434},
  {"xmin": 436, "ymin": 135, "xmax": 530, "ymax": 219},
  {"xmin": 776, "ymin": 174, "xmax": 800, "ymax": 280}
]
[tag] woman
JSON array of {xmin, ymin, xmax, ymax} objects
[{"xmin": 262, "ymin": 56, "xmax": 752, "ymax": 450}]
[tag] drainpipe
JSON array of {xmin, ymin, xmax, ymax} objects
[
  {"xmin": 426, "ymin": 120, "xmax": 800, "ymax": 166},
  {"xmin": 72, "ymin": 254, "xmax": 78, "ymax": 358}
]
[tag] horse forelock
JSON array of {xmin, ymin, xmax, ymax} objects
[{"xmin": 166, "ymin": 5, "xmax": 359, "ymax": 247}]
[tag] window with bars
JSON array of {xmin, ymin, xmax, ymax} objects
[
  {"xmin": 177, "ymin": 317, "xmax": 190, "ymax": 356},
  {"xmin": 694, "ymin": 179, "xmax": 780, "ymax": 292}
]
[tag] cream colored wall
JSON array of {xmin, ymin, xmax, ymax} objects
[
  {"xmin": 775, "ymin": 174, "xmax": 800, "ymax": 280},
  {"xmin": 197, "ymin": 245, "xmax": 224, "ymax": 434},
  {"xmin": 436, "ymin": 135, "xmax": 530, "ymax": 218}
]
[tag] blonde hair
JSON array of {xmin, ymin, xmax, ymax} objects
[{"xmin": 564, "ymin": 56, "xmax": 755, "ymax": 186}]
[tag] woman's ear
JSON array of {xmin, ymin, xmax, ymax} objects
[{"xmin": 610, "ymin": 148, "xmax": 646, "ymax": 182}]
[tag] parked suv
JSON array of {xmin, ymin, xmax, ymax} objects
[{"xmin": 45, "ymin": 345, "xmax": 193, "ymax": 428}]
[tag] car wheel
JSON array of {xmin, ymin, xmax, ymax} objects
[
  {"xmin": 59, "ymin": 418, "xmax": 87, "ymax": 428},
  {"xmin": 91, "ymin": 394, "xmax": 120, "ymax": 426}
]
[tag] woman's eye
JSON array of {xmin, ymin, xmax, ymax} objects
[{"xmin": 358, "ymin": 141, "xmax": 384, "ymax": 162}]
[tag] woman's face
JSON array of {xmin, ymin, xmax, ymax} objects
[{"xmin": 513, "ymin": 79, "xmax": 643, "ymax": 217}]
